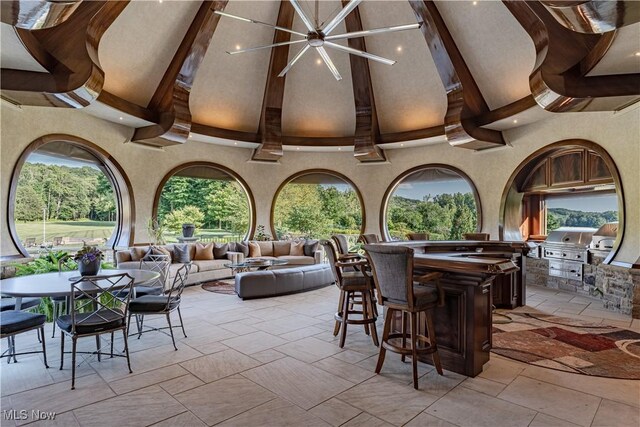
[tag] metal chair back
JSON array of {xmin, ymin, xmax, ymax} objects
[
  {"xmin": 139, "ymin": 254, "xmax": 171, "ymax": 291},
  {"xmin": 164, "ymin": 263, "xmax": 191, "ymax": 307}
]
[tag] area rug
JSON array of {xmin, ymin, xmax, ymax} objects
[
  {"xmin": 491, "ymin": 311, "xmax": 640, "ymax": 379},
  {"xmin": 201, "ymin": 280, "xmax": 236, "ymax": 295}
]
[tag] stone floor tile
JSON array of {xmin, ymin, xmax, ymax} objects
[
  {"xmin": 182, "ymin": 340, "xmax": 228, "ymax": 355},
  {"xmin": 179, "ymin": 349, "xmax": 260, "ymax": 383},
  {"xmin": 218, "ymin": 397, "xmax": 330, "ymax": 426},
  {"xmin": 477, "ymin": 356, "xmax": 525, "ymax": 385},
  {"xmin": 108, "ymin": 363, "xmax": 188, "ymax": 395},
  {"xmin": 150, "ymin": 411, "xmax": 206, "ymax": 427},
  {"xmin": 27, "ymin": 411, "xmax": 80, "ymax": 427},
  {"xmin": 415, "ymin": 369, "xmax": 466, "ymax": 396},
  {"xmin": 219, "ymin": 321, "xmax": 258, "ymax": 336},
  {"xmin": 341, "ymin": 412, "xmax": 394, "ymax": 427},
  {"xmin": 591, "ymin": 399, "xmax": 640, "ymax": 427},
  {"xmin": 221, "ymin": 331, "xmax": 288, "ymax": 355},
  {"xmin": 275, "ymin": 337, "xmax": 343, "ymax": 363},
  {"xmin": 313, "ymin": 356, "xmax": 376, "ymax": 385},
  {"xmin": 0, "ymin": 355, "xmax": 55, "ymax": 397},
  {"xmin": 498, "ymin": 376, "xmax": 601, "ymax": 426},
  {"xmin": 253, "ymin": 314, "xmax": 323, "ymax": 335},
  {"xmin": 331, "ymin": 349, "xmax": 372, "ymax": 364},
  {"xmin": 356, "ymin": 353, "xmax": 433, "ymax": 383},
  {"xmin": 278, "ymin": 325, "xmax": 325, "ymax": 341},
  {"xmin": 249, "ymin": 348, "xmax": 287, "ymax": 364},
  {"xmin": 528, "ymin": 413, "xmax": 581, "ymax": 427},
  {"xmin": 159, "ymin": 374, "xmax": 205, "ymax": 395},
  {"xmin": 460, "ymin": 376, "xmax": 507, "ymax": 397},
  {"xmin": 308, "ymin": 398, "xmax": 362, "ymax": 426},
  {"xmin": 404, "ymin": 412, "xmax": 457, "ymax": 427}
]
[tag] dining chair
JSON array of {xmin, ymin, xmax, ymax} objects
[
  {"xmin": 1, "ymin": 311, "xmax": 48, "ymax": 366},
  {"xmin": 463, "ymin": 232, "xmax": 490, "ymax": 241},
  {"xmin": 58, "ymin": 273, "xmax": 134, "ymax": 390},
  {"xmin": 363, "ymin": 244, "xmax": 444, "ymax": 389},
  {"xmin": 136, "ymin": 254, "xmax": 171, "ymax": 297},
  {"xmin": 127, "ymin": 263, "xmax": 190, "ymax": 351},
  {"xmin": 407, "ymin": 232, "xmax": 429, "ymax": 241},
  {"xmin": 51, "ymin": 255, "xmax": 77, "ymax": 338},
  {"xmin": 359, "ymin": 234, "xmax": 380, "ymax": 244}
]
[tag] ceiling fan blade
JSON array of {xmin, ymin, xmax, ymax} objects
[
  {"xmin": 214, "ymin": 11, "xmax": 306, "ymax": 37},
  {"xmin": 289, "ymin": 0, "xmax": 317, "ymax": 31},
  {"xmin": 325, "ymin": 41, "xmax": 396, "ymax": 66},
  {"xmin": 278, "ymin": 44, "xmax": 310, "ymax": 77},
  {"xmin": 325, "ymin": 23, "xmax": 421, "ymax": 41},
  {"xmin": 322, "ymin": 0, "xmax": 363, "ymax": 35},
  {"xmin": 228, "ymin": 39, "xmax": 306, "ymax": 55},
  {"xmin": 317, "ymin": 47, "xmax": 342, "ymax": 81}
]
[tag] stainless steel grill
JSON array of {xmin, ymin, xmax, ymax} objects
[
  {"xmin": 590, "ymin": 222, "xmax": 618, "ymax": 251},
  {"xmin": 542, "ymin": 227, "xmax": 596, "ymax": 281}
]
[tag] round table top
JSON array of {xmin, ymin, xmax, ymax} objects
[
  {"xmin": 0, "ymin": 269, "xmax": 160, "ymax": 298},
  {"xmin": 225, "ymin": 258, "xmax": 289, "ymax": 269}
]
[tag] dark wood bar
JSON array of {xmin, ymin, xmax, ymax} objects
[{"xmin": 382, "ymin": 241, "xmax": 526, "ymax": 377}]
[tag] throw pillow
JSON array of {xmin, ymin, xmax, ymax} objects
[
  {"xmin": 129, "ymin": 246, "xmax": 149, "ymax": 261},
  {"xmin": 290, "ymin": 240, "xmax": 305, "ymax": 256},
  {"xmin": 257, "ymin": 241, "xmax": 273, "ymax": 256},
  {"xmin": 273, "ymin": 241, "xmax": 291, "ymax": 257},
  {"xmin": 151, "ymin": 246, "xmax": 172, "ymax": 260},
  {"xmin": 304, "ymin": 240, "xmax": 319, "ymax": 257},
  {"xmin": 194, "ymin": 243, "xmax": 214, "ymax": 260},
  {"xmin": 248, "ymin": 241, "xmax": 261, "ymax": 257},
  {"xmin": 213, "ymin": 243, "xmax": 229, "ymax": 259},
  {"xmin": 227, "ymin": 242, "xmax": 236, "ymax": 252},
  {"xmin": 236, "ymin": 241, "xmax": 249, "ymax": 257},
  {"xmin": 141, "ymin": 247, "xmax": 155, "ymax": 261},
  {"xmin": 173, "ymin": 244, "xmax": 191, "ymax": 263}
]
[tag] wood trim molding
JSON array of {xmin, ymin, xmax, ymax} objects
[
  {"xmin": 252, "ymin": 1, "xmax": 295, "ymax": 162},
  {"xmin": 1, "ymin": 0, "xmax": 83, "ymax": 30},
  {"xmin": 503, "ymin": 0, "xmax": 640, "ymax": 113},
  {"xmin": 269, "ymin": 169, "xmax": 366, "ymax": 240},
  {"xmin": 379, "ymin": 164, "xmax": 483, "ymax": 242},
  {"xmin": 498, "ymin": 139, "xmax": 625, "ymax": 264},
  {"xmin": 1, "ymin": 1, "xmax": 128, "ymax": 108},
  {"xmin": 540, "ymin": 0, "xmax": 640, "ymax": 33},
  {"xmin": 7, "ymin": 134, "xmax": 135, "ymax": 258},
  {"xmin": 151, "ymin": 162, "xmax": 256, "ymax": 241},
  {"xmin": 131, "ymin": 1, "xmax": 229, "ymax": 148},
  {"xmin": 408, "ymin": 0, "xmax": 505, "ymax": 151},
  {"xmin": 343, "ymin": 1, "xmax": 385, "ymax": 162}
]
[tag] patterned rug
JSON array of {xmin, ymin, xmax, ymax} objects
[
  {"xmin": 201, "ymin": 280, "xmax": 236, "ymax": 295},
  {"xmin": 491, "ymin": 311, "xmax": 640, "ymax": 379}
]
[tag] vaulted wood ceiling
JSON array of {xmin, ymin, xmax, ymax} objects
[{"xmin": 1, "ymin": 0, "xmax": 639, "ymax": 161}]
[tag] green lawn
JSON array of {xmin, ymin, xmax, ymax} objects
[{"xmin": 15, "ymin": 220, "xmax": 115, "ymax": 245}]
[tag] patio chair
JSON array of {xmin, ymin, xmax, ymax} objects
[
  {"xmin": 24, "ymin": 237, "xmax": 36, "ymax": 248},
  {"xmin": 52, "ymin": 236, "xmax": 63, "ymax": 247},
  {"xmin": 407, "ymin": 232, "xmax": 429, "ymax": 241},
  {"xmin": 51, "ymin": 255, "xmax": 77, "ymax": 338},
  {"xmin": 1, "ymin": 311, "xmax": 48, "ymax": 367}
]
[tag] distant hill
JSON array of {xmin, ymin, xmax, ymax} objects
[{"xmin": 547, "ymin": 207, "xmax": 617, "ymax": 231}]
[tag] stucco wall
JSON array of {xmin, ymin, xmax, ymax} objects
[{"xmin": 1, "ymin": 104, "xmax": 638, "ymax": 263}]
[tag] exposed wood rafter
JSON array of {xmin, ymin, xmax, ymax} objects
[
  {"xmin": 343, "ymin": 1, "xmax": 385, "ymax": 162},
  {"xmin": 252, "ymin": 1, "xmax": 295, "ymax": 162},
  {"xmin": 504, "ymin": 0, "xmax": 640, "ymax": 112},
  {"xmin": 408, "ymin": 0, "xmax": 506, "ymax": 150},
  {"xmin": 1, "ymin": 1, "xmax": 128, "ymax": 108},
  {"xmin": 1, "ymin": 0, "xmax": 83, "ymax": 30},
  {"xmin": 131, "ymin": 1, "xmax": 229, "ymax": 148},
  {"xmin": 540, "ymin": 0, "xmax": 640, "ymax": 33}
]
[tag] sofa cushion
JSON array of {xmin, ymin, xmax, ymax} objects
[
  {"xmin": 290, "ymin": 240, "xmax": 305, "ymax": 256},
  {"xmin": 130, "ymin": 246, "xmax": 150, "ymax": 261},
  {"xmin": 257, "ymin": 241, "xmax": 273, "ymax": 256},
  {"xmin": 169, "ymin": 262, "xmax": 197, "ymax": 277},
  {"xmin": 151, "ymin": 246, "xmax": 173, "ymax": 260},
  {"xmin": 214, "ymin": 243, "xmax": 229, "ymax": 259},
  {"xmin": 272, "ymin": 268, "xmax": 304, "ymax": 295},
  {"xmin": 188, "ymin": 244, "xmax": 197, "ymax": 260},
  {"xmin": 116, "ymin": 251, "xmax": 132, "ymax": 264},
  {"xmin": 192, "ymin": 259, "xmax": 228, "ymax": 272},
  {"xmin": 116, "ymin": 261, "xmax": 140, "ymax": 270},
  {"xmin": 248, "ymin": 242, "xmax": 261, "ymax": 257},
  {"xmin": 304, "ymin": 240, "xmax": 319, "ymax": 257},
  {"xmin": 173, "ymin": 245, "xmax": 191, "ymax": 263},
  {"xmin": 194, "ymin": 243, "xmax": 214, "ymax": 260},
  {"xmin": 236, "ymin": 241, "xmax": 249, "ymax": 257},
  {"xmin": 273, "ymin": 241, "xmax": 291, "ymax": 257},
  {"xmin": 278, "ymin": 255, "xmax": 315, "ymax": 265}
]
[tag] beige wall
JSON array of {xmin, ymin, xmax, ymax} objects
[{"xmin": 1, "ymin": 105, "xmax": 639, "ymax": 263}]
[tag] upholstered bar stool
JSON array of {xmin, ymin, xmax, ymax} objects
[
  {"xmin": 364, "ymin": 244, "xmax": 444, "ymax": 389},
  {"xmin": 407, "ymin": 232, "xmax": 429, "ymax": 241},
  {"xmin": 359, "ymin": 234, "xmax": 380, "ymax": 244},
  {"xmin": 463, "ymin": 232, "xmax": 490, "ymax": 241},
  {"xmin": 320, "ymin": 240, "xmax": 378, "ymax": 348}
]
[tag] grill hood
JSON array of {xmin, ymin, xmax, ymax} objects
[{"xmin": 544, "ymin": 227, "xmax": 597, "ymax": 248}]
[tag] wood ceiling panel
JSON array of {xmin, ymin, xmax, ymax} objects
[
  {"xmin": 433, "ymin": 0, "xmax": 535, "ymax": 109},
  {"xmin": 190, "ymin": 1, "xmax": 279, "ymax": 133},
  {"xmin": 99, "ymin": 0, "xmax": 201, "ymax": 107},
  {"xmin": 357, "ymin": 1, "xmax": 446, "ymax": 134},
  {"xmin": 281, "ymin": 0, "xmax": 356, "ymax": 138}
]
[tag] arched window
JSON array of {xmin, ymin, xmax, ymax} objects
[
  {"xmin": 154, "ymin": 163, "xmax": 254, "ymax": 243},
  {"xmin": 500, "ymin": 140, "xmax": 624, "ymax": 263},
  {"xmin": 272, "ymin": 170, "xmax": 364, "ymax": 241},
  {"xmin": 382, "ymin": 165, "xmax": 481, "ymax": 241},
  {"xmin": 9, "ymin": 135, "xmax": 133, "ymax": 256}
]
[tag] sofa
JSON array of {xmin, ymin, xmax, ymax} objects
[
  {"xmin": 235, "ymin": 264, "xmax": 334, "ymax": 299},
  {"xmin": 245, "ymin": 240, "xmax": 322, "ymax": 267},
  {"xmin": 115, "ymin": 243, "xmax": 243, "ymax": 285}
]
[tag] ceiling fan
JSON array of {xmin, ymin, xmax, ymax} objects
[{"xmin": 214, "ymin": 0, "xmax": 421, "ymax": 81}]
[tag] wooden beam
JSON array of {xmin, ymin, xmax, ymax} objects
[
  {"xmin": 342, "ymin": 1, "xmax": 385, "ymax": 162},
  {"xmin": 1, "ymin": 0, "xmax": 82, "ymax": 29},
  {"xmin": 1, "ymin": 1, "xmax": 128, "ymax": 107},
  {"xmin": 540, "ymin": 0, "xmax": 640, "ymax": 33},
  {"xmin": 408, "ymin": 0, "xmax": 506, "ymax": 150},
  {"xmin": 132, "ymin": 1, "xmax": 229, "ymax": 148},
  {"xmin": 252, "ymin": 1, "xmax": 296, "ymax": 162},
  {"xmin": 504, "ymin": 0, "xmax": 640, "ymax": 112}
]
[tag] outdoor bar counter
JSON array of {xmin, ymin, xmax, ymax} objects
[{"xmin": 381, "ymin": 240, "xmax": 531, "ymax": 377}]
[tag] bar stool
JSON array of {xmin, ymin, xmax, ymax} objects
[
  {"xmin": 320, "ymin": 240, "xmax": 378, "ymax": 348},
  {"xmin": 363, "ymin": 244, "xmax": 444, "ymax": 389}
]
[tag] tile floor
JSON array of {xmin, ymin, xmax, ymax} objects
[{"xmin": 1, "ymin": 285, "xmax": 639, "ymax": 427}]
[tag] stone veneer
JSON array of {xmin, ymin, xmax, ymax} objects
[{"xmin": 526, "ymin": 257, "xmax": 640, "ymax": 318}]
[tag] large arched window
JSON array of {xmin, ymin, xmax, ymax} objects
[
  {"xmin": 154, "ymin": 163, "xmax": 254, "ymax": 243},
  {"xmin": 500, "ymin": 140, "xmax": 624, "ymax": 263},
  {"xmin": 9, "ymin": 135, "xmax": 133, "ymax": 257},
  {"xmin": 382, "ymin": 165, "xmax": 481, "ymax": 241},
  {"xmin": 272, "ymin": 170, "xmax": 364, "ymax": 241}
]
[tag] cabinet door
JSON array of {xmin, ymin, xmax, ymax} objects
[{"xmin": 550, "ymin": 150, "xmax": 584, "ymax": 186}]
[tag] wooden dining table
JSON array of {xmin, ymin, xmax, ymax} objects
[{"xmin": 0, "ymin": 269, "xmax": 160, "ymax": 310}]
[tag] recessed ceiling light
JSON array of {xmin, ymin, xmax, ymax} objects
[
  {"xmin": 338, "ymin": 147, "xmax": 342, "ymax": 151},
  {"xmin": 189, "ymin": 133, "xmax": 193, "ymax": 138},
  {"xmin": 296, "ymin": 147, "xmax": 300, "ymax": 150},
  {"xmin": 472, "ymin": 1, "xmax": 478, "ymax": 5},
  {"xmin": 118, "ymin": 117, "xmax": 123, "ymax": 120},
  {"xmin": 235, "ymin": 44, "xmax": 241, "ymax": 50},
  {"xmin": 513, "ymin": 119, "xmax": 518, "ymax": 124},
  {"xmin": 234, "ymin": 142, "xmax": 238, "ymax": 145},
  {"xmin": 635, "ymin": 52, "xmax": 640, "ymax": 57},
  {"xmin": 400, "ymin": 143, "xmax": 404, "ymax": 147},
  {"xmin": 158, "ymin": 0, "xmax": 162, "ymax": 3},
  {"xmin": 396, "ymin": 46, "xmax": 403, "ymax": 52},
  {"xmin": 316, "ymin": 58, "xmax": 322, "ymax": 65}
]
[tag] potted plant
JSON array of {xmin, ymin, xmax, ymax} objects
[
  {"xmin": 182, "ymin": 223, "xmax": 195, "ymax": 238},
  {"xmin": 74, "ymin": 245, "xmax": 104, "ymax": 276}
]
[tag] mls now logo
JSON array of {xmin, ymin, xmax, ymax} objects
[{"xmin": 2, "ymin": 410, "xmax": 56, "ymax": 421}]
